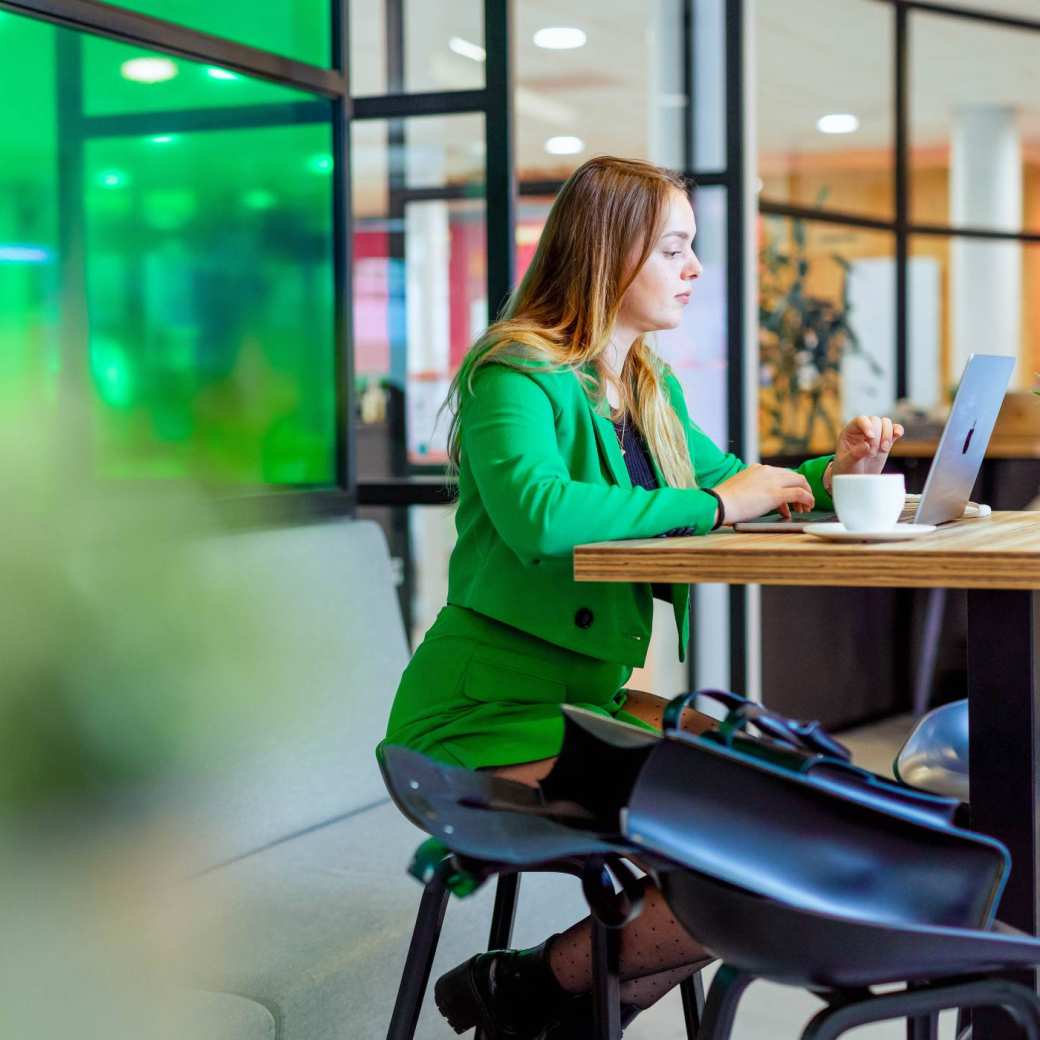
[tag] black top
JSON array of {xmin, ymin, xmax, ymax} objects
[{"xmin": 613, "ymin": 419, "xmax": 694, "ymax": 603}]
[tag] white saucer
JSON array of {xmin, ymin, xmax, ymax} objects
[{"xmin": 803, "ymin": 522, "xmax": 937, "ymax": 543}]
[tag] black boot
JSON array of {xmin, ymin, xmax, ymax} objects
[
  {"xmin": 543, "ymin": 993, "xmax": 641, "ymax": 1038},
  {"xmin": 434, "ymin": 936, "xmax": 568, "ymax": 1039}
]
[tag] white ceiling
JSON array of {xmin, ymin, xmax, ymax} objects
[{"xmin": 348, "ymin": 0, "xmax": 1040, "ymax": 197}]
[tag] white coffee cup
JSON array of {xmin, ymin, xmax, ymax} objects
[{"xmin": 832, "ymin": 473, "xmax": 906, "ymax": 532}]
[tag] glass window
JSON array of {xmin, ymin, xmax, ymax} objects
[
  {"xmin": 96, "ymin": 1, "xmax": 331, "ymax": 67},
  {"xmin": 658, "ymin": 185, "xmax": 729, "ymax": 444},
  {"xmin": 83, "ymin": 34, "xmax": 308, "ymax": 116},
  {"xmin": 352, "ymin": 115, "xmax": 486, "ymax": 475},
  {"xmin": 1, "ymin": 12, "xmax": 337, "ymax": 483},
  {"xmin": 691, "ymin": 0, "xmax": 726, "ymax": 171},
  {"xmin": 910, "ymin": 11, "xmax": 1040, "ymax": 233},
  {"xmin": 0, "ymin": 12, "xmax": 60, "ymax": 409},
  {"xmin": 350, "ymin": 0, "xmax": 484, "ymax": 96},
  {"xmin": 757, "ymin": 0, "xmax": 893, "ymax": 221},
  {"xmin": 515, "ymin": 0, "xmax": 691, "ymax": 180},
  {"xmin": 758, "ymin": 216, "xmax": 896, "ymax": 456},
  {"xmin": 910, "ymin": 234, "xmax": 1038, "ymax": 399}
]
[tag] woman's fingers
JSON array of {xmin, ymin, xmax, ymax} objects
[{"xmin": 880, "ymin": 416, "xmax": 894, "ymax": 453}]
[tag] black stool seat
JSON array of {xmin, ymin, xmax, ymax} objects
[{"xmin": 664, "ymin": 867, "xmax": 1040, "ymax": 990}]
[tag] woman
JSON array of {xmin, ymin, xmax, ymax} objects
[{"xmin": 382, "ymin": 156, "xmax": 903, "ymax": 1038}]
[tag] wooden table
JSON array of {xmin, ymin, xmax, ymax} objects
[{"xmin": 576, "ymin": 512, "xmax": 1040, "ymax": 1036}]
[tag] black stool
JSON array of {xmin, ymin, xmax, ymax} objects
[{"xmin": 385, "ymin": 854, "xmax": 705, "ymax": 1040}]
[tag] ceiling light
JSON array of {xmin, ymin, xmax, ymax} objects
[
  {"xmin": 98, "ymin": 170, "xmax": 128, "ymax": 189},
  {"xmin": 449, "ymin": 36, "xmax": 486, "ymax": 62},
  {"xmin": 533, "ymin": 27, "xmax": 587, "ymax": 50},
  {"xmin": 308, "ymin": 154, "xmax": 333, "ymax": 174},
  {"xmin": 817, "ymin": 113, "xmax": 859, "ymax": 135},
  {"xmin": 121, "ymin": 57, "xmax": 178, "ymax": 84},
  {"xmin": 207, "ymin": 66, "xmax": 239, "ymax": 81},
  {"xmin": 545, "ymin": 135, "xmax": 584, "ymax": 156},
  {"xmin": 244, "ymin": 190, "xmax": 277, "ymax": 210},
  {"xmin": 149, "ymin": 135, "xmax": 175, "ymax": 144},
  {"xmin": 0, "ymin": 245, "xmax": 50, "ymax": 264}
]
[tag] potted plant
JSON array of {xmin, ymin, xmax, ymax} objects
[{"xmin": 758, "ymin": 210, "xmax": 882, "ymax": 456}]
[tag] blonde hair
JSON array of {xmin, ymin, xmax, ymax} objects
[{"xmin": 441, "ymin": 155, "xmax": 696, "ymax": 490}]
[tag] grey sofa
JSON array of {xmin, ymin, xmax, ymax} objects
[{"xmin": 174, "ymin": 518, "xmax": 588, "ymax": 1040}]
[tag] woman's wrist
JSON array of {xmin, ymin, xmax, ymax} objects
[
  {"xmin": 824, "ymin": 459, "xmax": 836, "ymax": 496},
  {"xmin": 703, "ymin": 488, "xmax": 725, "ymax": 531}
]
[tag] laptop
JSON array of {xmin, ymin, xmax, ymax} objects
[{"xmin": 733, "ymin": 353, "xmax": 1015, "ymax": 532}]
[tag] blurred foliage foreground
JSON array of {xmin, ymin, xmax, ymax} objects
[{"xmin": 0, "ymin": 405, "xmax": 314, "ymax": 1037}]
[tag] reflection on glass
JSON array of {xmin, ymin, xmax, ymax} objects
[
  {"xmin": 515, "ymin": 0, "xmax": 689, "ymax": 180},
  {"xmin": 352, "ymin": 115, "xmax": 486, "ymax": 475},
  {"xmin": 692, "ymin": 0, "xmax": 726, "ymax": 170},
  {"xmin": 757, "ymin": 0, "xmax": 893, "ymax": 220},
  {"xmin": 0, "ymin": 13, "xmax": 60, "ymax": 410},
  {"xmin": 910, "ymin": 11, "xmax": 1040, "ymax": 232},
  {"xmin": 85, "ymin": 117, "xmax": 336, "ymax": 483},
  {"xmin": 758, "ymin": 216, "xmax": 895, "ymax": 455},
  {"xmin": 350, "ymin": 0, "xmax": 484, "ymax": 96},
  {"xmin": 0, "ymin": 12, "xmax": 337, "ymax": 483},
  {"xmin": 96, "ymin": 1, "xmax": 330, "ymax": 67},
  {"xmin": 910, "ymin": 235, "xmax": 1038, "ymax": 396},
  {"xmin": 658, "ymin": 186, "xmax": 729, "ymax": 444},
  {"xmin": 83, "ymin": 34, "xmax": 307, "ymax": 115}
]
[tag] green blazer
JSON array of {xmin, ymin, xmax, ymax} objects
[{"xmin": 447, "ymin": 358, "xmax": 833, "ymax": 667}]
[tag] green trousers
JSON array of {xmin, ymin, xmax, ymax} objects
[{"xmin": 381, "ymin": 604, "xmax": 648, "ymax": 769}]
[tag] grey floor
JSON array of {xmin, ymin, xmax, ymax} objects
[{"xmin": 362, "ymin": 713, "xmax": 959, "ymax": 1040}]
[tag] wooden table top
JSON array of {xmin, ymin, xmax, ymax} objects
[{"xmin": 574, "ymin": 511, "xmax": 1040, "ymax": 590}]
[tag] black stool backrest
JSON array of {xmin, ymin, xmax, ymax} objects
[{"xmin": 626, "ymin": 734, "xmax": 1008, "ymax": 930}]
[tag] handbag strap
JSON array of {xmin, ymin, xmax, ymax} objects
[{"xmin": 662, "ymin": 688, "xmax": 852, "ymax": 762}]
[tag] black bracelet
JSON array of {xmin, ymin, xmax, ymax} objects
[{"xmin": 703, "ymin": 488, "xmax": 725, "ymax": 531}]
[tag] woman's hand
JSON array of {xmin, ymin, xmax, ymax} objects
[
  {"xmin": 713, "ymin": 464, "xmax": 815, "ymax": 524},
  {"xmin": 832, "ymin": 415, "xmax": 906, "ymax": 479}
]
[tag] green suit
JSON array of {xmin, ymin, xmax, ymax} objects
[{"xmin": 383, "ymin": 357, "xmax": 833, "ymax": 768}]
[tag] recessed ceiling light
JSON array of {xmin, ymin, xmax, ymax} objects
[
  {"xmin": 98, "ymin": 170, "xmax": 128, "ymax": 189},
  {"xmin": 121, "ymin": 57, "xmax": 178, "ymax": 84},
  {"xmin": 817, "ymin": 113, "xmax": 859, "ymax": 135},
  {"xmin": 449, "ymin": 36, "xmax": 486, "ymax": 62},
  {"xmin": 207, "ymin": 66, "xmax": 239, "ymax": 81},
  {"xmin": 244, "ymin": 190, "xmax": 277, "ymax": 210},
  {"xmin": 545, "ymin": 135, "xmax": 584, "ymax": 156},
  {"xmin": 149, "ymin": 135, "xmax": 175, "ymax": 144},
  {"xmin": 533, "ymin": 27, "xmax": 587, "ymax": 50},
  {"xmin": 308, "ymin": 154, "xmax": 333, "ymax": 175}
]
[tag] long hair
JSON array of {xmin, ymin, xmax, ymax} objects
[{"xmin": 441, "ymin": 155, "xmax": 696, "ymax": 489}]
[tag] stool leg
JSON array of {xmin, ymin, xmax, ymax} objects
[
  {"xmin": 699, "ymin": 964, "xmax": 754, "ymax": 1040},
  {"xmin": 680, "ymin": 969, "xmax": 707, "ymax": 1039},
  {"xmin": 386, "ymin": 875, "xmax": 450, "ymax": 1040},
  {"xmin": 488, "ymin": 873, "xmax": 522, "ymax": 949},
  {"xmin": 475, "ymin": 876, "xmax": 522, "ymax": 1040},
  {"xmin": 591, "ymin": 918, "xmax": 622, "ymax": 1040}
]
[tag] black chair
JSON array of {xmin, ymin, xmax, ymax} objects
[{"xmin": 378, "ymin": 745, "xmax": 704, "ymax": 1040}]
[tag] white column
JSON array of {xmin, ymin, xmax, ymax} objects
[{"xmin": 950, "ymin": 105, "xmax": 1023, "ymax": 386}]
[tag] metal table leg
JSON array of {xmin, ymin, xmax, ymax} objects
[{"xmin": 968, "ymin": 588, "xmax": 1040, "ymax": 1040}]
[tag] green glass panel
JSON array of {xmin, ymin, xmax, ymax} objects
[
  {"xmin": 84, "ymin": 34, "xmax": 311, "ymax": 116},
  {"xmin": 0, "ymin": 10, "xmax": 336, "ymax": 485},
  {"xmin": 84, "ymin": 117, "xmax": 337, "ymax": 484},
  {"xmin": 97, "ymin": 0, "xmax": 330, "ymax": 67},
  {"xmin": 0, "ymin": 12, "xmax": 60, "ymax": 408}
]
